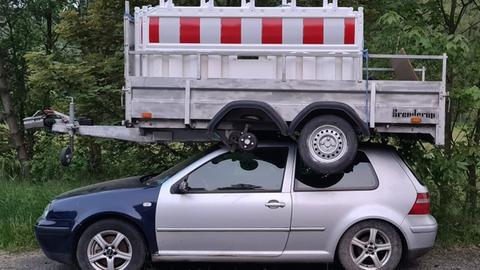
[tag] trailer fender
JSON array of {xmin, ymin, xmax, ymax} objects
[
  {"xmin": 288, "ymin": 102, "xmax": 370, "ymax": 137},
  {"xmin": 208, "ymin": 100, "xmax": 288, "ymax": 136}
]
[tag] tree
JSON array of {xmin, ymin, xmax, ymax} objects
[{"xmin": 0, "ymin": 57, "xmax": 29, "ymax": 167}]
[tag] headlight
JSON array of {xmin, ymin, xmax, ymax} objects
[{"xmin": 40, "ymin": 203, "xmax": 51, "ymax": 219}]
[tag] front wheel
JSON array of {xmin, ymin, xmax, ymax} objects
[
  {"xmin": 76, "ymin": 219, "xmax": 146, "ymax": 270},
  {"xmin": 298, "ymin": 115, "xmax": 358, "ymax": 174},
  {"xmin": 337, "ymin": 220, "xmax": 403, "ymax": 270}
]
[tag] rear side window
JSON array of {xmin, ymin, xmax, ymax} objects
[
  {"xmin": 294, "ymin": 151, "xmax": 378, "ymax": 191},
  {"xmin": 398, "ymin": 154, "xmax": 426, "ymax": 186},
  {"xmin": 186, "ymin": 147, "xmax": 289, "ymax": 193}
]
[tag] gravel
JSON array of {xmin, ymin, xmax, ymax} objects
[{"xmin": 0, "ymin": 246, "xmax": 479, "ymax": 270}]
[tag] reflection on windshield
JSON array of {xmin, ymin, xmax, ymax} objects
[{"xmin": 146, "ymin": 145, "xmax": 219, "ymax": 185}]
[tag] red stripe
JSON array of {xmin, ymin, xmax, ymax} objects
[
  {"xmin": 344, "ymin": 18, "xmax": 355, "ymax": 44},
  {"xmin": 303, "ymin": 18, "xmax": 324, "ymax": 44},
  {"xmin": 221, "ymin": 18, "xmax": 241, "ymax": 44},
  {"xmin": 149, "ymin": 17, "xmax": 159, "ymax": 43},
  {"xmin": 180, "ymin": 17, "xmax": 200, "ymax": 43},
  {"xmin": 262, "ymin": 18, "xmax": 282, "ymax": 44}
]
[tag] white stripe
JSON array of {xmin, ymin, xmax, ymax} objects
[
  {"xmin": 200, "ymin": 18, "xmax": 220, "ymax": 43},
  {"xmin": 241, "ymin": 18, "xmax": 262, "ymax": 44},
  {"xmin": 324, "ymin": 18, "xmax": 344, "ymax": 44},
  {"xmin": 159, "ymin": 17, "xmax": 180, "ymax": 43},
  {"xmin": 282, "ymin": 18, "xmax": 303, "ymax": 44}
]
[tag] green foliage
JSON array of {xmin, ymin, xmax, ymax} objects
[
  {"xmin": 0, "ymin": 178, "xmax": 95, "ymax": 251},
  {"xmin": 1, "ymin": 0, "xmax": 480, "ymax": 250}
]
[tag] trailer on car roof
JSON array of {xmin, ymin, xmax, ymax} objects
[{"xmin": 24, "ymin": 0, "xmax": 448, "ymax": 174}]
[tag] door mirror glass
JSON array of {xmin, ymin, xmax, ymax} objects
[{"xmin": 175, "ymin": 179, "xmax": 190, "ymax": 194}]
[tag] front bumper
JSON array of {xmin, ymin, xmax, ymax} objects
[{"xmin": 35, "ymin": 220, "xmax": 75, "ymax": 265}]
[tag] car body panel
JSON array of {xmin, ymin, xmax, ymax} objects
[
  {"xmin": 35, "ymin": 176, "xmax": 161, "ymax": 265},
  {"xmin": 36, "ymin": 143, "xmax": 437, "ymax": 266},
  {"xmin": 285, "ymin": 146, "xmax": 418, "ymax": 260},
  {"xmin": 155, "ymin": 144, "xmax": 295, "ymax": 256}
]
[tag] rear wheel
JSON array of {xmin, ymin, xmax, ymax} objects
[
  {"xmin": 298, "ymin": 115, "xmax": 358, "ymax": 174},
  {"xmin": 338, "ymin": 220, "xmax": 402, "ymax": 270},
  {"xmin": 76, "ymin": 219, "xmax": 146, "ymax": 270}
]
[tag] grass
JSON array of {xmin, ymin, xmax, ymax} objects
[{"xmin": 0, "ymin": 179, "xmax": 94, "ymax": 251}]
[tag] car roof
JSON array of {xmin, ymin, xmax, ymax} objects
[{"xmin": 230, "ymin": 141, "xmax": 398, "ymax": 154}]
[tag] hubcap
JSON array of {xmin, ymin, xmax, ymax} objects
[
  {"xmin": 87, "ymin": 230, "xmax": 133, "ymax": 270},
  {"xmin": 350, "ymin": 228, "xmax": 392, "ymax": 269},
  {"xmin": 308, "ymin": 125, "xmax": 347, "ymax": 163}
]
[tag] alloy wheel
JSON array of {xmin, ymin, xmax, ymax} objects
[
  {"xmin": 349, "ymin": 228, "xmax": 393, "ymax": 269},
  {"xmin": 87, "ymin": 230, "xmax": 133, "ymax": 270}
]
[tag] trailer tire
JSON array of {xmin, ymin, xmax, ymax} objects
[{"xmin": 298, "ymin": 115, "xmax": 357, "ymax": 174}]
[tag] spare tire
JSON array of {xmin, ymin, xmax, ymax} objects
[{"xmin": 298, "ymin": 115, "xmax": 357, "ymax": 174}]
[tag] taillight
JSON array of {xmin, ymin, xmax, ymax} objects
[{"xmin": 409, "ymin": 193, "xmax": 430, "ymax": 215}]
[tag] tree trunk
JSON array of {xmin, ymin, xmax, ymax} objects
[
  {"xmin": 464, "ymin": 109, "xmax": 480, "ymax": 219},
  {"xmin": 79, "ymin": 0, "xmax": 87, "ymax": 15},
  {"xmin": 45, "ymin": 3, "xmax": 53, "ymax": 54},
  {"xmin": 0, "ymin": 57, "xmax": 29, "ymax": 168},
  {"xmin": 465, "ymin": 163, "xmax": 478, "ymax": 219},
  {"xmin": 88, "ymin": 140, "xmax": 102, "ymax": 173}
]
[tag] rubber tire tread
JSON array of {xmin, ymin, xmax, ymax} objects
[
  {"xmin": 298, "ymin": 115, "xmax": 358, "ymax": 174},
  {"xmin": 338, "ymin": 220, "xmax": 403, "ymax": 270}
]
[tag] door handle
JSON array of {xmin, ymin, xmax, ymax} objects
[{"xmin": 265, "ymin": 200, "xmax": 286, "ymax": 209}]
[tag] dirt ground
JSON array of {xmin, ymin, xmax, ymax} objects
[{"xmin": 0, "ymin": 246, "xmax": 479, "ymax": 270}]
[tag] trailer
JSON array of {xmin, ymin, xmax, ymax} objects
[{"xmin": 24, "ymin": 0, "xmax": 448, "ymax": 174}]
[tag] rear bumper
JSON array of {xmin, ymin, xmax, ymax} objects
[
  {"xmin": 407, "ymin": 247, "xmax": 433, "ymax": 260},
  {"xmin": 35, "ymin": 223, "xmax": 75, "ymax": 265},
  {"xmin": 401, "ymin": 215, "xmax": 437, "ymax": 259}
]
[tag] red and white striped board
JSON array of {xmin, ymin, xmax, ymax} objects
[
  {"xmin": 147, "ymin": 17, "xmax": 357, "ymax": 45},
  {"xmin": 133, "ymin": 3, "xmax": 364, "ymax": 81}
]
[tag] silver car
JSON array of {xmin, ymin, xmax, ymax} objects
[{"xmin": 36, "ymin": 143, "xmax": 437, "ymax": 270}]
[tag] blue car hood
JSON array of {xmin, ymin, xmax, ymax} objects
[{"xmin": 56, "ymin": 176, "xmax": 150, "ymax": 200}]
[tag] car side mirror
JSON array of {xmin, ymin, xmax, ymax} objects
[{"xmin": 175, "ymin": 179, "xmax": 190, "ymax": 194}]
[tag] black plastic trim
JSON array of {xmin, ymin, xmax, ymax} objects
[
  {"xmin": 207, "ymin": 100, "xmax": 289, "ymax": 136},
  {"xmin": 288, "ymin": 101, "xmax": 370, "ymax": 137},
  {"xmin": 35, "ymin": 225, "xmax": 71, "ymax": 235}
]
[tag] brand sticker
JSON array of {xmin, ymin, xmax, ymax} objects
[{"xmin": 392, "ymin": 108, "xmax": 436, "ymax": 119}]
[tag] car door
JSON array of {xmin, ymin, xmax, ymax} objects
[
  {"xmin": 156, "ymin": 145, "xmax": 294, "ymax": 257},
  {"xmin": 285, "ymin": 148, "xmax": 380, "ymax": 257}
]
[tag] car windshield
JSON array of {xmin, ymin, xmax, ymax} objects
[{"xmin": 146, "ymin": 144, "xmax": 220, "ymax": 185}]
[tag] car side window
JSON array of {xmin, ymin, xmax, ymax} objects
[
  {"xmin": 185, "ymin": 147, "xmax": 289, "ymax": 193},
  {"xmin": 294, "ymin": 151, "xmax": 378, "ymax": 191}
]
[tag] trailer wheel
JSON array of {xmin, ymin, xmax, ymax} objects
[
  {"xmin": 59, "ymin": 146, "xmax": 73, "ymax": 167},
  {"xmin": 298, "ymin": 115, "xmax": 357, "ymax": 174}
]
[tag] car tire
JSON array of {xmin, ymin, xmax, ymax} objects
[
  {"xmin": 76, "ymin": 219, "xmax": 146, "ymax": 270},
  {"xmin": 298, "ymin": 115, "xmax": 358, "ymax": 174},
  {"xmin": 338, "ymin": 220, "xmax": 403, "ymax": 270}
]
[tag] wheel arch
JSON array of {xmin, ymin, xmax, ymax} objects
[
  {"xmin": 288, "ymin": 102, "xmax": 370, "ymax": 137},
  {"xmin": 207, "ymin": 100, "xmax": 289, "ymax": 136},
  {"xmin": 333, "ymin": 218, "xmax": 409, "ymax": 263},
  {"xmin": 72, "ymin": 212, "xmax": 153, "ymax": 260}
]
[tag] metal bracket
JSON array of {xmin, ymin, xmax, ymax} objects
[
  {"xmin": 241, "ymin": 0, "xmax": 255, "ymax": 9},
  {"xmin": 282, "ymin": 0, "xmax": 297, "ymax": 7},
  {"xmin": 160, "ymin": 0, "xmax": 174, "ymax": 8},
  {"xmin": 200, "ymin": 0, "xmax": 214, "ymax": 8},
  {"xmin": 323, "ymin": 0, "xmax": 338, "ymax": 8},
  {"xmin": 184, "ymin": 80, "xmax": 191, "ymax": 126}
]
